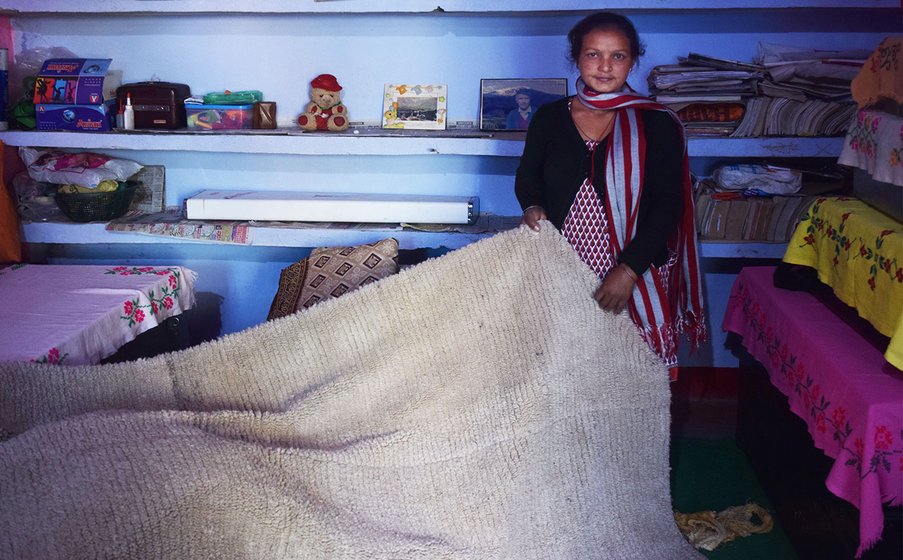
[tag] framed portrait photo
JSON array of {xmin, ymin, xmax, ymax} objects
[
  {"xmin": 479, "ymin": 78, "xmax": 568, "ymax": 131},
  {"xmin": 382, "ymin": 84, "xmax": 448, "ymax": 130}
]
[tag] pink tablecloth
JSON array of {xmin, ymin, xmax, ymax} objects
[
  {"xmin": 723, "ymin": 266, "xmax": 902, "ymax": 557},
  {"xmin": 0, "ymin": 264, "xmax": 196, "ymax": 365}
]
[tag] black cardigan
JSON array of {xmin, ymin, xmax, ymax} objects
[{"xmin": 514, "ymin": 97, "xmax": 685, "ymax": 276}]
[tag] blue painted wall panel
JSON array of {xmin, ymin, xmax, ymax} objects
[{"xmin": 12, "ymin": 7, "xmax": 895, "ymax": 364}]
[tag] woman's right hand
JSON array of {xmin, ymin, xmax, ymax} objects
[{"xmin": 520, "ymin": 206, "xmax": 547, "ymax": 232}]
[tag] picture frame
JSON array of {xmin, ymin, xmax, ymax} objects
[
  {"xmin": 479, "ymin": 78, "xmax": 568, "ymax": 131},
  {"xmin": 382, "ymin": 84, "xmax": 447, "ymax": 130}
]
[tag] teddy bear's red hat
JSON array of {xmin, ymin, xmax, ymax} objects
[{"xmin": 310, "ymin": 74, "xmax": 342, "ymax": 92}]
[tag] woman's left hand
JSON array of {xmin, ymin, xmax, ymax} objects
[{"xmin": 593, "ymin": 264, "xmax": 637, "ymax": 314}]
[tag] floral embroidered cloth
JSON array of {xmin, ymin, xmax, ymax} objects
[
  {"xmin": 723, "ymin": 266, "xmax": 902, "ymax": 558},
  {"xmin": 0, "ymin": 264, "xmax": 196, "ymax": 365},
  {"xmin": 851, "ymin": 37, "xmax": 903, "ymax": 110},
  {"xmin": 838, "ymin": 109, "xmax": 903, "ymax": 187},
  {"xmin": 783, "ymin": 196, "xmax": 903, "ymax": 369}
]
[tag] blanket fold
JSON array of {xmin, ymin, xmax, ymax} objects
[{"xmin": 1, "ymin": 223, "xmax": 701, "ymax": 560}]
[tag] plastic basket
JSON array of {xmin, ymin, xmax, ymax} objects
[{"xmin": 54, "ymin": 182, "xmax": 139, "ymax": 222}]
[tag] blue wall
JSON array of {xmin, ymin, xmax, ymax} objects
[{"xmin": 11, "ymin": 7, "xmax": 897, "ymax": 363}]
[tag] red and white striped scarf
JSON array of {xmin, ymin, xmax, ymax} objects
[{"xmin": 576, "ymin": 78, "xmax": 707, "ymax": 375}]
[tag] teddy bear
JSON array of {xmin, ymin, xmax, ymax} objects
[{"xmin": 297, "ymin": 74, "xmax": 350, "ymax": 132}]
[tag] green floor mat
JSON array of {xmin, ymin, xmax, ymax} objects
[{"xmin": 671, "ymin": 437, "xmax": 799, "ymax": 560}]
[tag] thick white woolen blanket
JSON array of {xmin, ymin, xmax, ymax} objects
[{"xmin": 0, "ymin": 224, "xmax": 702, "ymax": 560}]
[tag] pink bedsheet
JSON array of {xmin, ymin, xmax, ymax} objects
[
  {"xmin": 723, "ymin": 266, "xmax": 902, "ymax": 557},
  {"xmin": 0, "ymin": 264, "xmax": 196, "ymax": 365}
]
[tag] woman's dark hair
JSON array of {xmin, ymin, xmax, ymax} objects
[{"xmin": 567, "ymin": 12, "xmax": 645, "ymax": 65}]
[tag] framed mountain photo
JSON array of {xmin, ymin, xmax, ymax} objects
[{"xmin": 479, "ymin": 78, "xmax": 568, "ymax": 131}]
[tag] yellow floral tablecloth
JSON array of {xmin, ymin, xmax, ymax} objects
[{"xmin": 784, "ymin": 196, "xmax": 903, "ymax": 369}]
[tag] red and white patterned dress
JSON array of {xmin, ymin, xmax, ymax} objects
[
  {"xmin": 561, "ymin": 140, "xmax": 616, "ymax": 281},
  {"xmin": 562, "ymin": 141, "xmax": 681, "ymax": 377}
]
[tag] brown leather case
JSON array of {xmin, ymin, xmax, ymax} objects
[{"xmin": 117, "ymin": 82, "xmax": 192, "ymax": 129}]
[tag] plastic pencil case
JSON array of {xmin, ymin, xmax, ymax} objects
[
  {"xmin": 185, "ymin": 104, "xmax": 253, "ymax": 130},
  {"xmin": 202, "ymin": 90, "xmax": 263, "ymax": 105}
]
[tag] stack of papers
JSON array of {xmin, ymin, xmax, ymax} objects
[
  {"xmin": 648, "ymin": 53, "xmax": 765, "ymax": 104},
  {"xmin": 648, "ymin": 53, "xmax": 766, "ymax": 136},
  {"xmin": 647, "ymin": 45, "xmax": 862, "ymax": 138},
  {"xmin": 755, "ymin": 43, "xmax": 868, "ymax": 102}
]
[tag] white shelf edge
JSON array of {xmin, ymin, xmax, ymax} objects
[
  {"xmin": 20, "ymin": 221, "xmax": 493, "ymax": 250},
  {"xmin": 1, "ymin": 130, "xmax": 845, "ymax": 158},
  {"xmin": 0, "ymin": 130, "xmax": 526, "ymax": 157},
  {"xmin": 2, "ymin": 0, "xmax": 896, "ymax": 14},
  {"xmin": 687, "ymin": 137, "xmax": 845, "ymax": 158},
  {"xmin": 699, "ymin": 241, "xmax": 787, "ymax": 259},
  {"xmin": 24, "ymin": 221, "xmax": 791, "ymax": 256}
]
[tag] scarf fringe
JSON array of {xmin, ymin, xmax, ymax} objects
[{"xmin": 636, "ymin": 310, "xmax": 708, "ymax": 368}]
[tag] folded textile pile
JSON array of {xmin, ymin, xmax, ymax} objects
[
  {"xmin": 730, "ymin": 96, "xmax": 856, "ymax": 137},
  {"xmin": 0, "ymin": 224, "xmax": 702, "ymax": 560},
  {"xmin": 730, "ymin": 43, "xmax": 866, "ymax": 137},
  {"xmin": 647, "ymin": 44, "xmax": 865, "ymax": 137},
  {"xmin": 647, "ymin": 53, "xmax": 764, "ymax": 137},
  {"xmin": 757, "ymin": 42, "xmax": 871, "ymax": 103}
]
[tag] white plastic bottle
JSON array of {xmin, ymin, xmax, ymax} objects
[{"xmin": 123, "ymin": 93, "xmax": 135, "ymax": 130}]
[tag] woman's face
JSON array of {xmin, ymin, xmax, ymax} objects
[{"xmin": 577, "ymin": 27, "xmax": 634, "ymax": 94}]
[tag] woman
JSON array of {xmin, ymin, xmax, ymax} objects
[{"xmin": 515, "ymin": 12, "xmax": 706, "ymax": 379}]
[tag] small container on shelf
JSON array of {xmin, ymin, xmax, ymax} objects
[
  {"xmin": 122, "ymin": 93, "xmax": 135, "ymax": 130},
  {"xmin": 34, "ymin": 58, "xmax": 117, "ymax": 132},
  {"xmin": 185, "ymin": 104, "xmax": 254, "ymax": 130},
  {"xmin": 54, "ymin": 181, "xmax": 139, "ymax": 222},
  {"xmin": 116, "ymin": 82, "xmax": 191, "ymax": 129}
]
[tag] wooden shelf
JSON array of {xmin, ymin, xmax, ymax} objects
[
  {"xmin": 0, "ymin": 129, "xmax": 846, "ymax": 159},
  {"xmin": 3, "ymin": 0, "xmax": 896, "ymax": 15}
]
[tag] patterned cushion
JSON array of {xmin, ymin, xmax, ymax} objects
[{"xmin": 267, "ymin": 238, "xmax": 399, "ymax": 320}]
